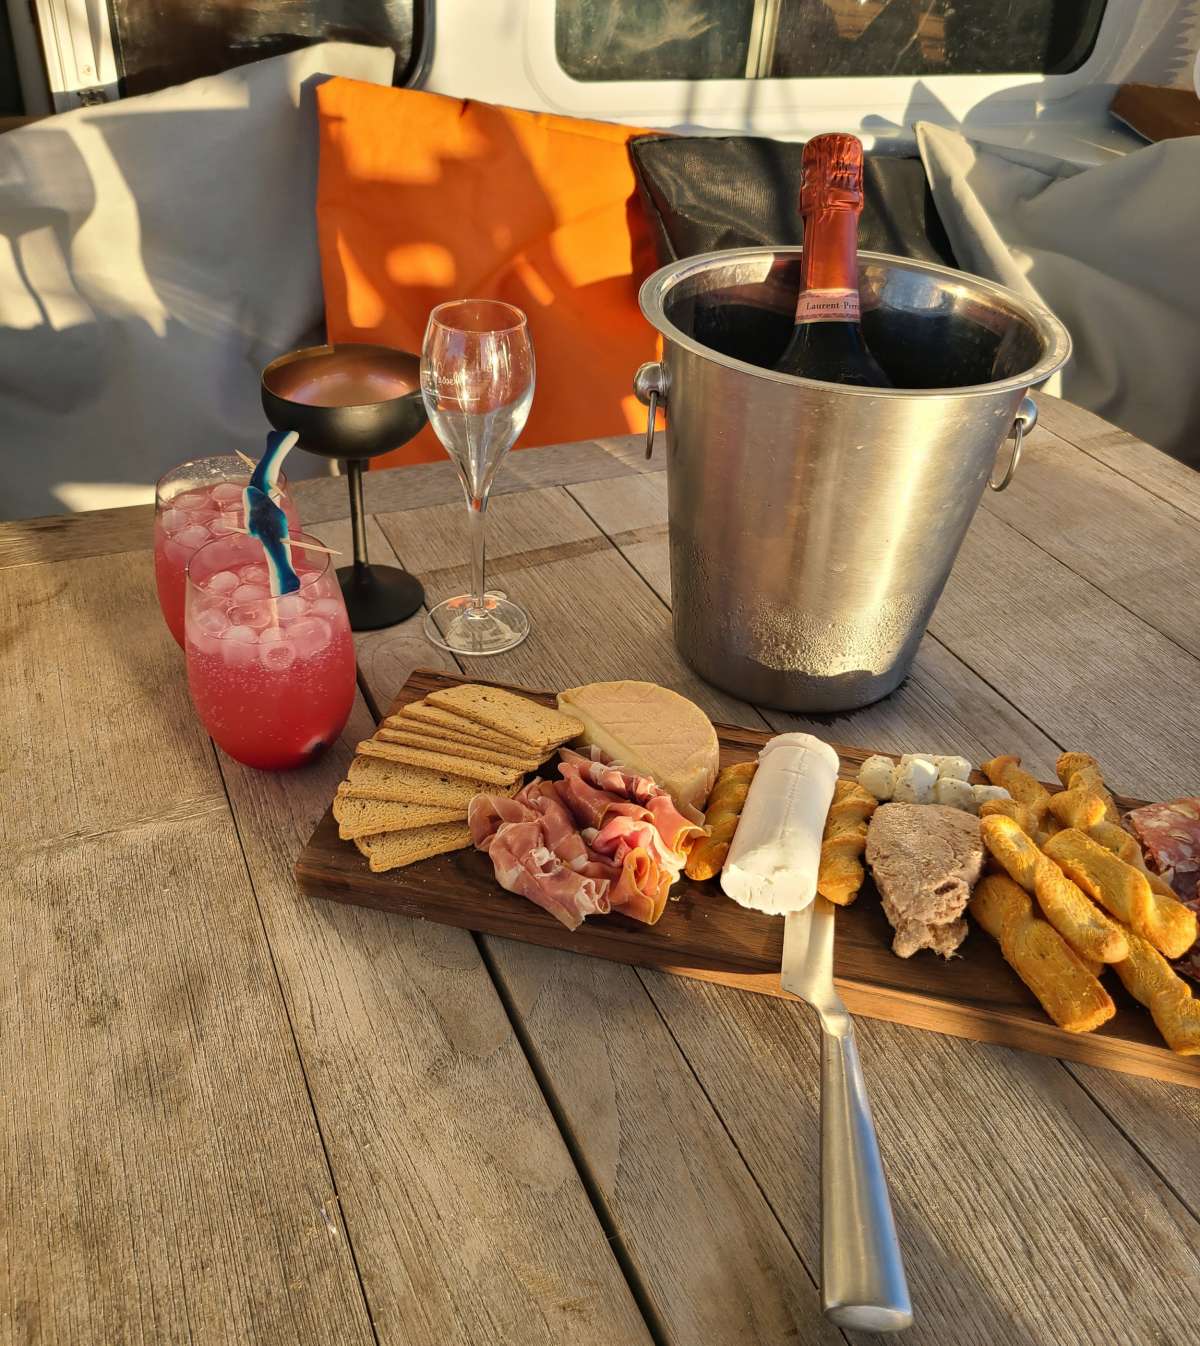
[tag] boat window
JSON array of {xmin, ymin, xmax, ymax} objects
[
  {"xmin": 555, "ymin": 0, "xmax": 1109, "ymax": 81},
  {"xmin": 112, "ymin": 0, "xmax": 427, "ymax": 98}
]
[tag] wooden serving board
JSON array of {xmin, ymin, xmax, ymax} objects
[{"xmin": 295, "ymin": 671, "xmax": 1200, "ymax": 1089}]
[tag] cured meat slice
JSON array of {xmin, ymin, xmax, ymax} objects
[
  {"xmin": 1127, "ymin": 799, "xmax": 1200, "ymax": 904},
  {"xmin": 470, "ymin": 747, "xmax": 703, "ymax": 931}
]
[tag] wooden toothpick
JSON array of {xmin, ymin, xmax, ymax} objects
[
  {"xmin": 235, "ymin": 450, "xmax": 256, "ymax": 469},
  {"xmin": 223, "ymin": 525, "xmax": 342, "ymax": 557}
]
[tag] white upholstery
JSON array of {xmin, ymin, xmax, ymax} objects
[
  {"xmin": 0, "ymin": 43, "xmax": 394, "ymax": 520},
  {"xmin": 917, "ymin": 122, "xmax": 1200, "ymax": 467}
]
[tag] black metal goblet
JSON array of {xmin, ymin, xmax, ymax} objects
[{"xmin": 261, "ymin": 343, "xmax": 427, "ymax": 630}]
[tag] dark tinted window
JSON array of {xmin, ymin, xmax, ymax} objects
[
  {"xmin": 114, "ymin": 0, "xmax": 423, "ymax": 99},
  {"xmin": 556, "ymin": 1, "xmax": 758, "ymax": 81},
  {"xmin": 557, "ymin": 0, "xmax": 1108, "ymax": 81}
]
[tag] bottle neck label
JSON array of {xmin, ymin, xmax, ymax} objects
[{"xmin": 794, "ymin": 287, "xmax": 860, "ymax": 324}]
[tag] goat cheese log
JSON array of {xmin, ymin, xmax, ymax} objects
[{"xmin": 721, "ymin": 733, "xmax": 839, "ymax": 915}]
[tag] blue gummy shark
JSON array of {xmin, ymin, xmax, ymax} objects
[{"xmin": 243, "ymin": 429, "xmax": 300, "ymax": 596}]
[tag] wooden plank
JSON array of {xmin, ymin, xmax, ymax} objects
[
  {"xmin": 486, "ymin": 941, "xmax": 842, "ymax": 1346},
  {"xmin": 1034, "ymin": 394, "xmax": 1200, "ymax": 524},
  {"xmin": 1066, "ymin": 1064, "xmax": 1200, "ymax": 1217},
  {"xmin": 348, "ymin": 521, "xmax": 846, "ymax": 1345},
  {"xmin": 0, "ymin": 502, "xmax": 155, "ymax": 571},
  {"xmin": 373, "ymin": 487, "xmax": 757, "ymax": 728},
  {"xmin": 293, "ymin": 438, "xmax": 641, "ymax": 526},
  {"xmin": 640, "ymin": 972, "xmax": 1200, "ymax": 1346},
  {"xmin": 589, "ymin": 433, "xmax": 665, "ymax": 476},
  {"xmin": 212, "ymin": 686, "xmax": 655, "ymax": 1346},
  {"xmin": 0, "ymin": 438, "xmax": 640, "ymax": 571},
  {"xmin": 929, "ymin": 507, "xmax": 1200, "ymax": 799},
  {"xmin": 298, "ymin": 671, "xmax": 1198, "ymax": 1089},
  {"xmin": 0, "ymin": 551, "xmax": 225, "ymax": 849},
  {"xmin": 981, "ymin": 424, "xmax": 1200, "ymax": 658},
  {"xmin": 2, "ymin": 808, "xmax": 377, "ymax": 1345}
]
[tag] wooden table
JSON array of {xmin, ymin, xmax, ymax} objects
[{"xmin": 3, "ymin": 395, "xmax": 1199, "ymax": 1346}]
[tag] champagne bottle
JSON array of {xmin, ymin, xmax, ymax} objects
[{"xmin": 774, "ymin": 132, "xmax": 891, "ymax": 387}]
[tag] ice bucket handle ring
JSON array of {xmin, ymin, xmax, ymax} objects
[
  {"xmin": 634, "ymin": 362, "xmax": 669, "ymax": 460},
  {"xmin": 990, "ymin": 396, "xmax": 1038, "ymax": 492}
]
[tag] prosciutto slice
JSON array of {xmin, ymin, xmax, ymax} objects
[
  {"xmin": 469, "ymin": 796, "xmax": 611, "ymax": 930},
  {"xmin": 469, "ymin": 747, "xmax": 704, "ymax": 930},
  {"xmin": 1127, "ymin": 799, "xmax": 1200, "ymax": 904},
  {"xmin": 1125, "ymin": 799, "xmax": 1200, "ymax": 986}
]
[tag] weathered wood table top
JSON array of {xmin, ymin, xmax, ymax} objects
[{"xmin": 3, "ymin": 395, "xmax": 1199, "ymax": 1346}]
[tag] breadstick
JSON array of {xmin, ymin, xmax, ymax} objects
[
  {"xmin": 1047, "ymin": 787, "xmax": 1108, "ymax": 832},
  {"xmin": 1043, "ymin": 828, "xmax": 1197, "ymax": 959},
  {"xmin": 980, "ymin": 815, "xmax": 1128, "ymax": 964},
  {"xmin": 1046, "ymin": 786, "xmax": 1196, "ymax": 956},
  {"xmin": 979, "ymin": 797, "xmax": 1046, "ymax": 842},
  {"xmin": 1113, "ymin": 929, "xmax": 1200, "ymax": 1055},
  {"xmin": 1055, "ymin": 752, "xmax": 1119, "ymax": 824},
  {"xmin": 970, "ymin": 874, "xmax": 1115, "ymax": 1033},
  {"xmin": 982, "ymin": 755, "xmax": 1057, "ymax": 832},
  {"xmin": 685, "ymin": 761, "xmax": 757, "ymax": 881},
  {"xmin": 817, "ymin": 779, "xmax": 878, "ymax": 906},
  {"xmin": 1082, "ymin": 821, "xmax": 1198, "ymax": 959}
]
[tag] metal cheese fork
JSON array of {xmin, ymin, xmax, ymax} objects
[{"xmin": 782, "ymin": 897, "xmax": 913, "ymax": 1333}]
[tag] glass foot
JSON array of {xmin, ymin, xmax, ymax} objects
[{"xmin": 424, "ymin": 593, "xmax": 529, "ymax": 656}]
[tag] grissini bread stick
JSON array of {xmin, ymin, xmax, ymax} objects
[
  {"xmin": 979, "ymin": 797, "xmax": 1046, "ymax": 843},
  {"xmin": 1082, "ymin": 822, "xmax": 1199, "ymax": 959},
  {"xmin": 1046, "ymin": 787, "xmax": 1107, "ymax": 832},
  {"xmin": 982, "ymin": 755, "xmax": 1058, "ymax": 833},
  {"xmin": 816, "ymin": 778, "xmax": 878, "ymax": 906},
  {"xmin": 1044, "ymin": 829, "xmax": 1198, "ymax": 960},
  {"xmin": 1088, "ymin": 819, "xmax": 1181, "ymax": 903},
  {"xmin": 1113, "ymin": 929, "xmax": 1200, "ymax": 1055},
  {"xmin": 1047, "ymin": 788, "xmax": 1197, "ymax": 957},
  {"xmin": 684, "ymin": 761, "xmax": 757, "ymax": 882},
  {"xmin": 970, "ymin": 874, "xmax": 1115, "ymax": 1033},
  {"xmin": 1055, "ymin": 752, "xmax": 1120, "ymax": 823},
  {"xmin": 980, "ymin": 814, "xmax": 1128, "ymax": 964}
]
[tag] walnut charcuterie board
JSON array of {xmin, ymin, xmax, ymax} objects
[{"xmin": 295, "ymin": 671, "xmax": 1199, "ymax": 1089}]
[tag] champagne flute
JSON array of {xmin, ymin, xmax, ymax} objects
[{"xmin": 420, "ymin": 299, "xmax": 535, "ymax": 655}]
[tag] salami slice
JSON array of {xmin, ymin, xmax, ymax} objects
[{"xmin": 1126, "ymin": 799, "xmax": 1200, "ymax": 905}]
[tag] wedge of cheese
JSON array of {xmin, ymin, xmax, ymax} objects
[{"xmin": 556, "ymin": 681, "xmax": 719, "ymax": 814}]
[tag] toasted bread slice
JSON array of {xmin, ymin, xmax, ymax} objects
[
  {"xmin": 345, "ymin": 754, "xmax": 489, "ymax": 809},
  {"xmin": 333, "ymin": 795, "xmax": 466, "ymax": 841},
  {"xmin": 374, "ymin": 726, "xmax": 540, "ymax": 770},
  {"xmin": 356, "ymin": 738, "xmax": 523, "ymax": 786},
  {"xmin": 426, "ymin": 683, "xmax": 582, "ymax": 748},
  {"xmin": 354, "ymin": 822, "xmax": 473, "ymax": 872},
  {"xmin": 393, "ymin": 702, "xmax": 532, "ymax": 751}
]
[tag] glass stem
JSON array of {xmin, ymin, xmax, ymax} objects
[{"xmin": 468, "ymin": 495, "xmax": 487, "ymax": 613}]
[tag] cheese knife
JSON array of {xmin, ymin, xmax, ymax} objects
[{"xmin": 782, "ymin": 897, "xmax": 913, "ymax": 1333}]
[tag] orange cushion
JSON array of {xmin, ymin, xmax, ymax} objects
[{"xmin": 315, "ymin": 80, "xmax": 661, "ymax": 468}]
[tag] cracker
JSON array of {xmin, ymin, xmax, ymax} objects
[
  {"xmin": 374, "ymin": 726, "xmax": 541, "ymax": 770},
  {"xmin": 356, "ymin": 738, "xmax": 523, "ymax": 786},
  {"xmin": 426, "ymin": 683, "xmax": 582, "ymax": 748},
  {"xmin": 354, "ymin": 822, "xmax": 473, "ymax": 873},
  {"xmin": 345, "ymin": 754, "xmax": 487, "ymax": 809},
  {"xmin": 393, "ymin": 702, "xmax": 532, "ymax": 751},
  {"xmin": 333, "ymin": 795, "xmax": 466, "ymax": 841}
]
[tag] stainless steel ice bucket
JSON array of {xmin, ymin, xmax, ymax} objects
[{"xmin": 635, "ymin": 246, "xmax": 1071, "ymax": 712}]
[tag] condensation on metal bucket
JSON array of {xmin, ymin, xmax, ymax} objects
[{"xmin": 636, "ymin": 247, "xmax": 1071, "ymax": 713}]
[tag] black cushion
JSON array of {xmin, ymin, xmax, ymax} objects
[{"xmin": 628, "ymin": 134, "xmax": 956, "ymax": 268}]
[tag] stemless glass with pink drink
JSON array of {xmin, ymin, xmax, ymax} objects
[
  {"xmin": 154, "ymin": 455, "xmax": 300, "ymax": 647},
  {"xmin": 184, "ymin": 532, "xmax": 355, "ymax": 770}
]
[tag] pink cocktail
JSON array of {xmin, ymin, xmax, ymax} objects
[
  {"xmin": 155, "ymin": 455, "xmax": 299, "ymax": 647},
  {"xmin": 185, "ymin": 532, "xmax": 355, "ymax": 770}
]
